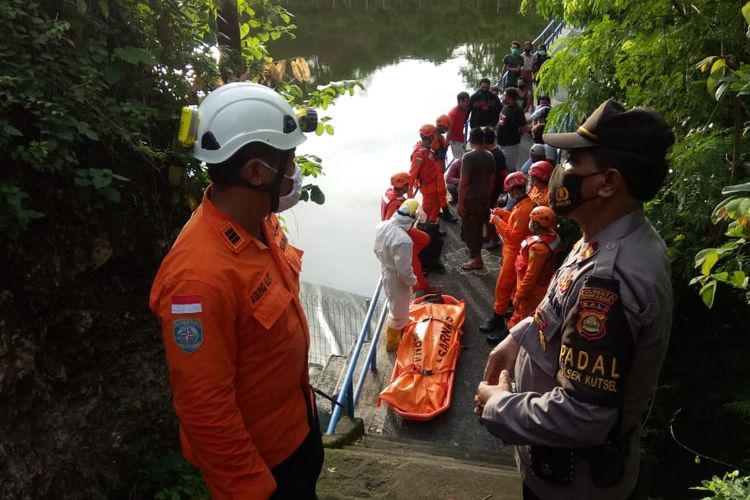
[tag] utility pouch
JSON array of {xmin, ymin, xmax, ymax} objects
[
  {"xmin": 530, "ymin": 446, "xmax": 574, "ymax": 485},
  {"xmin": 578, "ymin": 441, "xmax": 627, "ymax": 488}
]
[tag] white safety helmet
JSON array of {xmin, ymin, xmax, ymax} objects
[{"xmin": 192, "ymin": 82, "xmax": 314, "ymax": 164}]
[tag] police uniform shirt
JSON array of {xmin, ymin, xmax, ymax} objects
[{"xmin": 481, "ymin": 209, "xmax": 673, "ymax": 499}]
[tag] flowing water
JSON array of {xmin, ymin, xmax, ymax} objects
[{"xmin": 271, "ymin": 0, "xmax": 545, "ymax": 296}]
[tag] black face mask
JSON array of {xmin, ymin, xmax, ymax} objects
[{"xmin": 548, "ymin": 164, "xmax": 604, "ymax": 215}]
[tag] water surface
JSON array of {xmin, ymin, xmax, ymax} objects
[{"xmin": 272, "ymin": 1, "xmax": 545, "ymax": 295}]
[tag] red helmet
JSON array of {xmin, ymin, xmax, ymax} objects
[
  {"xmin": 419, "ymin": 124, "xmax": 437, "ymax": 137},
  {"xmin": 436, "ymin": 114, "xmax": 451, "ymax": 129},
  {"xmin": 390, "ymin": 172, "xmax": 409, "ymax": 189},
  {"xmin": 529, "ymin": 160, "xmax": 554, "ymax": 182},
  {"xmin": 530, "ymin": 206, "xmax": 556, "ymax": 228},
  {"xmin": 504, "ymin": 171, "xmax": 528, "ymax": 192}
]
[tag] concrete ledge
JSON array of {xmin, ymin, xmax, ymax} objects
[{"xmin": 322, "ymin": 416, "xmax": 365, "ymax": 449}]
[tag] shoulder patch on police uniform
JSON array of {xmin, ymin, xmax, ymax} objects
[
  {"xmin": 557, "ymin": 275, "xmax": 632, "ymax": 407},
  {"xmin": 576, "ymin": 285, "xmax": 619, "ymax": 341},
  {"xmin": 173, "ymin": 318, "xmax": 204, "ymax": 354}
]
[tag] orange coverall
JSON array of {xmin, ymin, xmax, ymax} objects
[
  {"xmin": 492, "ymin": 196, "xmax": 535, "ymax": 316},
  {"xmin": 507, "ymin": 231, "xmax": 560, "ymax": 328},
  {"xmin": 528, "ymin": 184, "xmax": 550, "ymax": 207},
  {"xmin": 381, "ymin": 188, "xmax": 431, "ymax": 291},
  {"xmin": 150, "ymin": 187, "xmax": 312, "ymax": 499},
  {"xmin": 409, "ymin": 144, "xmax": 447, "ymax": 222}
]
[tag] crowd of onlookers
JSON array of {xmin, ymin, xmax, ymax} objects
[{"xmin": 375, "ymin": 39, "xmax": 560, "ymax": 346}]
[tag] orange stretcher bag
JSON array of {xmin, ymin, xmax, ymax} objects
[{"xmin": 378, "ymin": 294, "xmax": 466, "ymax": 421}]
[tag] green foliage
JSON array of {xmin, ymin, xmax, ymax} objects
[
  {"xmin": 74, "ymin": 168, "xmax": 130, "ymax": 203},
  {"xmin": 144, "ymin": 451, "xmax": 209, "ymax": 500},
  {"xmin": 0, "ymin": 183, "xmax": 43, "ymax": 239},
  {"xmin": 691, "ymin": 182, "xmax": 750, "ymax": 308},
  {"xmin": 692, "ymin": 470, "xmax": 750, "ymax": 500},
  {"xmin": 723, "ymin": 399, "xmax": 750, "ymax": 419}
]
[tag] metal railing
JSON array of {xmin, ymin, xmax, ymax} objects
[
  {"xmin": 325, "ymin": 277, "xmax": 389, "ymax": 435},
  {"xmin": 532, "ymin": 19, "xmax": 556, "ymax": 46},
  {"xmin": 543, "ymin": 20, "xmax": 566, "ymax": 48},
  {"xmin": 531, "ymin": 19, "xmax": 566, "ymax": 49}
]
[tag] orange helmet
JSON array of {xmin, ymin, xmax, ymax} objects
[
  {"xmin": 436, "ymin": 114, "xmax": 451, "ymax": 129},
  {"xmin": 530, "ymin": 206, "xmax": 556, "ymax": 228},
  {"xmin": 503, "ymin": 171, "xmax": 527, "ymax": 192},
  {"xmin": 419, "ymin": 124, "xmax": 437, "ymax": 137},
  {"xmin": 390, "ymin": 172, "xmax": 409, "ymax": 189},
  {"xmin": 529, "ymin": 160, "xmax": 554, "ymax": 182}
]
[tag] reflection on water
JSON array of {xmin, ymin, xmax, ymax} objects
[
  {"xmin": 272, "ymin": 1, "xmax": 546, "ymax": 295},
  {"xmin": 273, "ymin": 0, "xmax": 545, "ymax": 85}
]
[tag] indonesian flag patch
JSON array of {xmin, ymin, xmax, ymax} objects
[{"xmin": 171, "ymin": 295, "xmax": 202, "ymax": 315}]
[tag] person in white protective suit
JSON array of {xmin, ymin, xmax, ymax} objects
[{"xmin": 374, "ymin": 199, "xmax": 420, "ymax": 352}]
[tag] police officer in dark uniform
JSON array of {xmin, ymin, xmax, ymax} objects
[{"xmin": 474, "ymin": 99, "xmax": 675, "ymax": 499}]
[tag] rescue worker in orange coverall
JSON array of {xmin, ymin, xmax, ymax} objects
[
  {"xmin": 150, "ymin": 82, "xmax": 322, "ymax": 499},
  {"xmin": 528, "ymin": 160, "xmax": 553, "ymax": 207},
  {"xmin": 381, "ymin": 172, "xmax": 442, "ymax": 295},
  {"xmin": 480, "ymin": 171, "xmax": 536, "ymax": 344},
  {"xmin": 434, "ymin": 114, "xmax": 459, "ymax": 222},
  {"xmin": 409, "ymin": 124, "xmax": 449, "ymax": 223},
  {"xmin": 507, "ymin": 206, "xmax": 561, "ymax": 330}
]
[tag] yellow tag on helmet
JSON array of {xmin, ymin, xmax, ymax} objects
[{"xmin": 178, "ymin": 106, "xmax": 199, "ymax": 147}]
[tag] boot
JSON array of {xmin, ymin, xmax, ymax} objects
[
  {"xmin": 385, "ymin": 326, "xmax": 403, "ymax": 352},
  {"xmin": 479, "ymin": 312, "xmax": 505, "ymax": 332},
  {"xmin": 440, "ymin": 206, "xmax": 458, "ymax": 223}
]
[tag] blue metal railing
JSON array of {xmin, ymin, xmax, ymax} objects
[
  {"xmin": 532, "ymin": 19, "xmax": 556, "ymax": 46},
  {"xmin": 325, "ymin": 277, "xmax": 389, "ymax": 435},
  {"xmin": 543, "ymin": 20, "xmax": 566, "ymax": 48}
]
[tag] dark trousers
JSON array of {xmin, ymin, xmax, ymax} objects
[
  {"xmin": 271, "ymin": 393, "xmax": 324, "ymax": 500},
  {"xmin": 270, "ymin": 428, "xmax": 324, "ymax": 499}
]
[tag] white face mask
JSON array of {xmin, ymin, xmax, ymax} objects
[
  {"xmin": 259, "ymin": 159, "xmax": 302, "ymax": 213},
  {"xmin": 276, "ymin": 161, "xmax": 302, "ymax": 212}
]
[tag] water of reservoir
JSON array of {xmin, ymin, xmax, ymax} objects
[{"xmin": 271, "ymin": 0, "xmax": 545, "ymax": 296}]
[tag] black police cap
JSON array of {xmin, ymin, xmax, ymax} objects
[{"xmin": 543, "ymin": 99, "xmax": 674, "ymax": 161}]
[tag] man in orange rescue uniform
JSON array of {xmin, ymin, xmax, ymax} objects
[
  {"xmin": 481, "ymin": 171, "xmax": 536, "ymax": 344},
  {"xmin": 434, "ymin": 114, "xmax": 459, "ymax": 222},
  {"xmin": 150, "ymin": 82, "xmax": 323, "ymax": 499},
  {"xmin": 381, "ymin": 172, "xmax": 441, "ymax": 295},
  {"xmin": 528, "ymin": 160, "xmax": 553, "ymax": 206},
  {"xmin": 507, "ymin": 206, "xmax": 561, "ymax": 331},
  {"xmin": 409, "ymin": 124, "xmax": 448, "ymax": 223}
]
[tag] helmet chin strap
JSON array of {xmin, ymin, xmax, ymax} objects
[{"xmin": 233, "ymin": 149, "xmax": 293, "ymax": 213}]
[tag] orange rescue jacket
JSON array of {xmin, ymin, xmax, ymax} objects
[
  {"xmin": 381, "ymin": 188, "xmax": 406, "ymax": 221},
  {"xmin": 494, "ymin": 196, "xmax": 536, "ymax": 250},
  {"xmin": 409, "ymin": 145, "xmax": 440, "ymax": 196},
  {"xmin": 529, "ymin": 184, "xmax": 549, "ymax": 207},
  {"xmin": 514, "ymin": 231, "xmax": 561, "ymax": 301},
  {"xmin": 150, "ymin": 186, "xmax": 312, "ymax": 499}
]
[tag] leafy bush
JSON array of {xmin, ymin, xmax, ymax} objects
[{"xmin": 692, "ymin": 470, "xmax": 750, "ymax": 500}]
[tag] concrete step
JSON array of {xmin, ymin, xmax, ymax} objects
[
  {"xmin": 313, "ymin": 338, "xmax": 377, "ymax": 436},
  {"xmin": 317, "ymin": 440, "xmax": 521, "ymax": 500}
]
